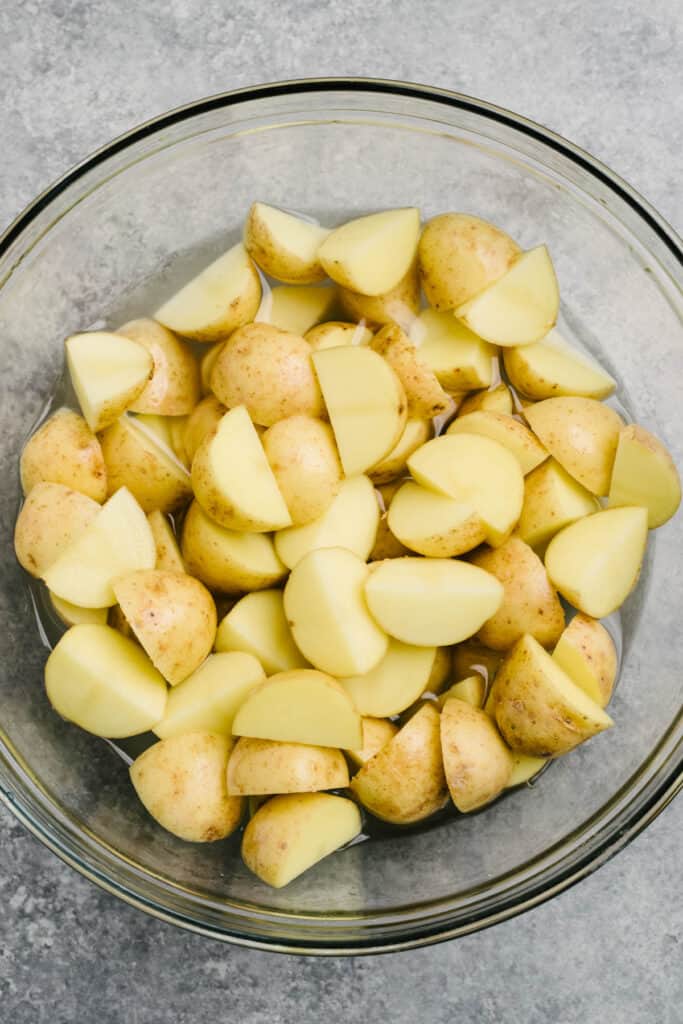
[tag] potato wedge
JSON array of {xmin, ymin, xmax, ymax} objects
[
  {"xmin": 506, "ymin": 754, "xmax": 548, "ymax": 788},
  {"xmin": 182, "ymin": 395, "xmax": 226, "ymax": 464},
  {"xmin": 118, "ymin": 318, "xmax": 200, "ymax": 415},
  {"xmin": 438, "ymin": 676, "xmax": 486, "ymax": 709},
  {"xmin": 264, "ymin": 284, "xmax": 338, "ymax": 335},
  {"xmin": 346, "ymin": 717, "xmax": 398, "ymax": 768},
  {"xmin": 370, "ymin": 323, "xmax": 450, "ymax": 418},
  {"xmin": 215, "ymin": 589, "xmax": 308, "ymax": 675},
  {"xmin": 447, "ymin": 411, "xmax": 547, "ymax": 475},
  {"xmin": 244, "ymin": 202, "xmax": 330, "ymax": 283},
  {"xmin": 100, "ymin": 414, "xmax": 192, "ymax": 514},
  {"xmin": 318, "ymin": 208, "xmax": 420, "ymax": 296},
  {"xmin": 338, "ymin": 262, "xmax": 420, "ymax": 330},
  {"xmin": 305, "ymin": 320, "xmax": 373, "ymax": 350},
  {"xmin": 607, "ymin": 423, "xmax": 681, "ymax": 528},
  {"xmin": 49, "ymin": 592, "xmax": 108, "ymax": 627},
  {"xmin": 503, "ymin": 329, "xmax": 616, "ymax": 400},
  {"xmin": 340, "ymin": 639, "xmax": 438, "ymax": 717},
  {"xmin": 227, "ymin": 737, "xmax": 349, "ymax": 796},
  {"xmin": 20, "ymin": 408, "xmax": 107, "ymax": 502},
  {"xmin": 14, "ymin": 482, "xmax": 100, "ymax": 578},
  {"xmin": 387, "ymin": 480, "xmax": 485, "ymax": 557},
  {"xmin": 369, "ymin": 419, "xmax": 433, "ymax": 485},
  {"xmin": 451, "ymin": 640, "xmax": 504, "ymax": 688},
  {"xmin": 410, "ymin": 309, "xmax": 497, "ymax": 391},
  {"xmin": 552, "ymin": 614, "xmax": 617, "ymax": 708},
  {"xmin": 440, "ymin": 698, "xmax": 513, "ymax": 811},
  {"xmin": 517, "ymin": 458, "xmax": 601, "ymax": 551},
  {"xmin": 65, "ymin": 331, "xmax": 153, "ymax": 432},
  {"xmin": 457, "ymin": 383, "xmax": 513, "ymax": 417},
  {"xmin": 147, "ymin": 510, "xmax": 185, "ymax": 574},
  {"xmin": 262, "ymin": 415, "xmax": 342, "ymax": 525}
]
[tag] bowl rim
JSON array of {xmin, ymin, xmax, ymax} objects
[{"xmin": 1, "ymin": 76, "xmax": 681, "ymax": 956}]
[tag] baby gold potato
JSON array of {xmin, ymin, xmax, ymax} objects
[
  {"xmin": 182, "ymin": 395, "xmax": 226, "ymax": 464},
  {"xmin": 346, "ymin": 717, "xmax": 398, "ymax": 768},
  {"xmin": 65, "ymin": 330, "xmax": 154, "ymax": 433},
  {"xmin": 20, "ymin": 408, "xmax": 107, "ymax": 502},
  {"xmin": 199, "ymin": 342, "xmax": 225, "ymax": 396},
  {"xmin": 387, "ymin": 480, "xmax": 486, "ymax": 557},
  {"xmin": 370, "ymin": 323, "xmax": 450, "ymax": 419},
  {"xmin": 517, "ymin": 458, "xmax": 600, "ymax": 551},
  {"xmin": 227, "ymin": 737, "xmax": 349, "ymax": 796},
  {"xmin": 607, "ymin": 423, "xmax": 681, "ymax": 527},
  {"xmin": 503, "ymin": 329, "xmax": 616, "ymax": 400},
  {"xmin": 14, "ymin": 482, "xmax": 100, "ymax": 578},
  {"xmin": 244, "ymin": 202, "xmax": 330, "ymax": 284},
  {"xmin": 215, "ymin": 589, "xmax": 308, "ymax": 675},
  {"xmin": 318, "ymin": 208, "xmax": 420, "ymax": 295},
  {"xmin": 153, "ymin": 652, "xmax": 265, "ymax": 738},
  {"xmin": 305, "ymin": 320, "xmax": 374, "ymax": 350},
  {"xmin": 438, "ymin": 676, "xmax": 486, "ymax": 709},
  {"xmin": 338, "ymin": 262, "xmax": 420, "ymax": 330},
  {"xmin": 369, "ymin": 419, "xmax": 433, "ymax": 486},
  {"xmin": 447, "ymin": 411, "xmax": 548, "ymax": 475},
  {"xmin": 410, "ymin": 308, "xmax": 497, "ymax": 392},
  {"xmin": 506, "ymin": 753, "xmax": 548, "ymax": 788},
  {"xmin": 119, "ymin": 318, "xmax": 200, "ymax": 415},
  {"xmin": 262, "ymin": 415, "xmax": 342, "ymax": 525},
  {"xmin": 100, "ymin": 415, "xmax": 193, "ymax": 514},
  {"xmin": 552, "ymin": 614, "xmax": 617, "ymax": 708},
  {"xmin": 340, "ymin": 639, "xmax": 439, "ymax": 717},
  {"xmin": 146, "ymin": 510, "xmax": 185, "ymax": 574},
  {"xmin": 440, "ymin": 698, "xmax": 513, "ymax": 811},
  {"xmin": 457, "ymin": 383, "xmax": 513, "ymax": 417},
  {"xmin": 49, "ymin": 592, "xmax": 108, "ymax": 628},
  {"xmin": 265, "ymin": 285, "xmax": 338, "ymax": 335}
]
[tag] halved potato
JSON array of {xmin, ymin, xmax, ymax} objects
[
  {"xmin": 338, "ymin": 262, "xmax": 420, "ymax": 330},
  {"xmin": 100, "ymin": 414, "xmax": 192, "ymax": 514},
  {"xmin": 305, "ymin": 320, "xmax": 374, "ymax": 350},
  {"xmin": 318, "ymin": 208, "xmax": 420, "ymax": 296},
  {"xmin": 438, "ymin": 676, "xmax": 486, "ymax": 709},
  {"xmin": 503, "ymin": 329, "xmax": 616, "ymax": 400},
  {"xmin": 607, "ymin": 423, "xmax": 681, "ymax": 527},
  {"xmin": 232, "ymin": 669, "xmax": 362, "ymax": 748},
  {"xmin": 312, "ymin": 345, "xmax": 407, "ymax": 475},
  {"xmin": 552, "ymin": 614, "xmax": 617, "ymax": 707},
  {"xmin": 284, "ymin": 547, "xmax": 388, "ymax": 676},
  {"xmin": 340, "ymin": 639, "xmax": 438, "ymax": 717},
  {"xmin": 14, "ymin": 482, "xmax": 100, "ymax": 578},
  {"xmin": 244, "ymin": 202, "xmax": 330, "ymax": 283},
  {"xmin": 264, "ymin": 284, "xmax": 338, "ymax": 335},
  {"xmin": 45, "ymin": 623, "xmax": 167, "ymax": 737},
  {"xmin": 182, "ymin": 395, "xmax": 226, "ymax": 464},
  {"xmin": 451, "ymin": 640, "xmax": 504, "ymax": 688},
  {"xmin": 440, "ymin": 698, "xmax": 513, "ymax": 811},
  {"xmin": 387, "ymin": 480, "xmax": 485, "ymax": 557},
  {"xmin": 227, "ymin": 737, "xmax": 349, "ymax": 796},
  {"xmin": 545, "ymin": 506, "xmax": 648, "ymax": 617},
  {"xmin": 65, "ymin": 331, "xmax": 153, "ymax": 432},
  {"xmin": 447, "ymin": 411, "xmax": 547, "ymax": 475},
  {"xmin": 369, "ymin": 419, "xmax": 433, "ymax": 485},
  {"xmin": 20, "ymin": 408, "xmax": 107, "ymax": 501},
  {"xmin": 262, "ymin": 415, "xmax": 342, "ymax": 525},
  {"xmin": 517, "ymin": 458, "xmax": 601, "ymax": 551},
  {"xmin": 410, "ymin": 309, "xmax": 497, "ymax": 391},
  {"xmin": 370, "ymin": 323, "xmax": 450, "ymax": 418},
  {"xmin": 364, "ymin": 556, "xmax": 504, "ymax": 647},
  {"xmin": 242, "ymin": 793, "xmax": 361, "ymax": 888},
  {"xmin": 346, "ymin": 717, "xmax": 398, "ymax": 768},
  {"xmin": 155, "ymin": 242, "xmax": 261, "ymax": 342},
  {"xmin": 147, "ymin": 510, "xmax": 185, "ymax": 574},
  {"xmin": 118, "ymin": 318, "xmax": 200, "ymax": 415},
  {"xmin": 215, "ymin": 589, "xmax": 308, "ymax": 675},
  {"xmin": 457, "ymin": 383, "xmax": 513, "ymax": 417}
]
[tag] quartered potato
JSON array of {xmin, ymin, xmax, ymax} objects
[
  {"xmin": 503, "ymin": 329, "xmax": 616, "ymax": 400},
  {"xmin": 215, "ymin": 589, "xmax": 308, "ymax": 675},
  {"xmin": 552, "ymin": 614, "xmax": 617, "ymax": 708},
  {"xmin": 368, "ymin": 418, "xmax": 433, "ymax": 486},
  {"xmin": 607, "ymin": 423, "xmax": 681, "ymax": 527},
  {"xmin": 340, "ymin": 639, "xmax": 438, "ymax": 717},
  {"xmin": 261, "ymin": 415, "xmax": 342, "ymax": 525},
  {"xmin": 100, "ymin": 414, "xmax": 193, "ymax": 514},
  {"xmin": 264, "ymin": 285, "xmax": 338, "ymax": 335},
  {"xmin": 369, "ymin": 322, "xmax": 450, "ymax": 419},
  {"xmin": 447, "ymin": 411, "xmax": 548, "ymax": 475},
  {"xmin": 318, "ymin": 208, "xmax": 420, "ymax": 295},
  {"xmin": 517, "ymin": 458, "xmax": 600, "ymax": 551},
  {"xmin": 49, "ymin": 592, "xmax": 109, "ymax": 627},
  {"xmin": 147, "ymin": 510, "xmax": 186, "ymax": 574},
  {"xmin": 227, "ymin": 737, "xmax": 349, "ymax": 796},
  {"xmin": 65, "ymin": 331, "xmax": 153, "ymax": 432},
  {"xmin": 119, "ymin": 318, "xmax": 200, "ymax": 415},
  {"xmin": 410, "ymin": 308, "xmax": 497, "ymax": 391},
  {"xmin": 457, "ymin": 383, "xmax": 513, "ymax": 417},
  {"xmin": 305, "ymin": 320, "xmax": 373, "ymax": 350},
  {"xmin": 440, "ymin": 698, "xmax": 513, "ymax": 811},
  {"xmin": 387, "ymin": 480, "xmax": 485, "ymax": 557},
  {"xmin": 182, "ymin": 395, "xmax": 227, "ymax": 464},
  {"xmin": 20, "ymin": 408, "xmax": 107, "ymax": 501},
  {"xmin": 244, "ymin": 202, "xmax": 330, "ymax": 284},
  {"xmin": 346, "ymin": 717, "xmax": 398, "ymax": 768},
  {"xmin": 14, "ymin": 482, "xmax": 100, "ymax": 578},
  {"xmin": 438, "ymin": 676, "xmax": 486, "ymax": 709},
  {"xmin": 338, "ymin": 262, "xmax": 420, "ymax": 330}
]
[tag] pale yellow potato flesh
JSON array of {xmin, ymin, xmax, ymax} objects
[
  {"xmin": 45, "ymin": 623, "xmax": 167, "ymax": 738},
  {"xmin": 447, "ymin": 411, "xmax": 548, "ymax": 475},
  {"xmin": 440, "ymin": 698, "xmax": 513, "ymax": 811},
  {"xmin": 20, "ymin": 408, "xmax": 107, "ymax": 501},
  {"xmin": 119, "ymin": 318, "xmax": 200, "ymax": 415},
  {"xmin": 215, "ymin": 589, "xmax": 308, "ymax": 675},
  {"xmin": 242, "ymin": 793, "xmax": 361, "ymax": 888},
  {"xmin": 340, "ymin": 639, "xmax": 438, "ymax": 717},
  {"xmin": 350, "ymin": 704, "xmax": 448, "ymax": 824},
  {"xmin": 552, "ymin": 614, "xmax": 617, "ymax": 708},
  {"xmin": 456, "ymin": 246, "xmax": 559, "ymax": 346},
  {"xmin": 346, "ymin": 717, "xmax": 398, "ymax": 768},
  {"xmin": 370, "ymin": 323, "xmax": 450, "ymax": 419},
  {"xmin": 544, "ymin": 506, "xmax": 648, "ymax": 617},
  {"xmin": 181, "ymin": 500, "xmax": 286, "ymax": 594},
  {"xmin": 524, "ymin": 397, "xmax": 624, "ymax": 496},
  {"xmin": 318, "ymin": 208, "xmax": 420, "ymax": 296},
  {"xmin": 506, "ymin": 754, "xmax": 548, "ymax": 788},
  {"xmin": 263, "ymin": 284, "xmax": 338, "ymax": 335},
  {"xmin": 369, "ymin": 419, "xmax": 433, "ymax": 485},
  {"xmin": 387, "ymin": 480, "xmax": 485, "ymax": 557},
  {"xmin": 99, "ymin": 414, "xmax": 192, "ymax": 514},
  {"xmin": 338, "ymin": 262, "xmax": 420, "ymax": 330},
  {"xmin": 274, "ymin": 474, "xmax": 379, "ymax": 569},
  {"xmin": 451, "ymin": 640, "xmax": 504, "ymax": 689},
  {"xmin": 182, "ymin": 395, "xmax": 226, "ymax": 464},
  {"xmin": 244, "ymin": 202, "xmax": 330, "ymax": 284},
  {"xmin": 262, "ymin": 415, "xmax": 342, "ymax": 525},
  {"xmin": 65, "ymin": 331, "xmax": 153, "ymax": 432},
  {"xmin": 130, "ymin": 733, "xmax": 242, "ymax": 842},
  {"xmin": 607, "ymin": 423, "xmax": 681, "ymax": 527},
  {"xmin": 409, "ymin": 308, "xmax": 497, "ymax": 391},
  {"xmin": 147, "ymin": 510, "xmax": 186, "ymax": 574},
  {"xmin": 503, "ymin": 328, "xmax": 616, "ymax": 400},
  {"xmin": 43, "ymin": 487, "xmax": 156, "ymax": 607},
  {"xmin": 438, "ymin": 676, "xmax": 485, "ymax": 709},
  {"xmin": 517, "ymin": 458, "xmax": 600, "ymax": 551},
  {"xmin": 153, "ymin": 651, "xmax": 265, "ymax": 738},
  {"xmin": 232, "ymin": 669, "xmax": 363, "ymax": 748},
  {"xmin": 154, "ymin": 242, "xmax": 262, "ymax": 342},
  {"xmin": 284, "ymin": 547, "xmax": 388, "ymax": 676},
  {"xmin": 364, "ymin": 556, "xmax": 504, "ymax": 647},
  {"xmin": 457, "ymin": 383, "xmax": 513, "ymax": 417},
  {"xmin": 14, "ymin": 482, "xmax": 100, "ymax": 578},
  {"xmin": 489, "ymin": 634, "xmax": 614, "ymax": 756},
  {"xmin": 312, "ymin": 345, "xmax": 407, "ymax": 475},
  {"xmin": 49, "ymin": 592, "xmax": 108, "ymax": 627},
  {"xmin": 227, "ymin": 737, "xmax": 349, "ymax": 796},
  {"xmin": 191, "ymin": 405, "xmax": 292, "ymax": 532},
  {"xmin": 305, "ymin": 320, "xmax": 373, "ymax": 350}
]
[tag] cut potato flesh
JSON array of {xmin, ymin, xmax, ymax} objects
[
  {"xmin": 503, "ymin": 328, "xmax": 616, "ymax": 400},
  {"xmin": 262, "ymin": 285, "xmax": 338, "ymax": 335},
  {"xmin": 244, "ymin": 202, "xmax": 330, "ymax": 284},
  {"xmin": 457, "ymin": 383, "xmax": 513, "ymax": 417},
  {"xmin": 506, "ymin": 754, "xmax": 548, "ymax": 788},
  {"xmin": 232, "ymin": 669, "xmax": 363, "ymax": 748},
  {"xmin": 447, "ymin": 411, "xmax": 548, "ymax": 475},
  {"xmin": 227, "ymin": 737, "xmax": 349, "ymax": 796},
  {"xmin": 340, "ymin": 639, "xmax": 437, "ymax": 717},
  {"xmin": 518, "ymin": 458, "xmax": 600, "ymax": 551},
  {"xmin": 438, "ymin": 676, "xmax": 485, "ymax": 709},
  {"xmin": 456, "ymin": 246, "xmax": 559, "ymax": 346},
  {"xmin": 306, "ymin": 321, "xmax": 373, "ymax": 350},
  {"xmin": 552, "ymin": 614, "xmax": 617, "ymax": 708},
  {"xmin": 215, "ymin": 588, "xmax": 308, "ymax": 675},
  {"xmin": 607, "ymin": 423, "xmax": 681, "ymax": 528},
  {"xmin": 345, "ymin": 717, "xmax": 398, "ymax": 767},
  {"xmin": 318, "ymin": 208, "xmax": 420, "ymax": 296},
  {"xmin": 65, "ymin": 331, "xmax": 153, "ymax": 432},
  {"xmin": 410, "ymin": 308, "xmax": 497, "ymax": 391},
  {"xmin": 45, "ymin": 624, "xmax": 167, "ymax": 737},
  {"xmin": 147, "ymin": 510, "xmax": 185, "ymax": 574},
  {"xmin": 49, "ymin": 592, "xmax": 108, "ymax": 627},
  {"xmin": 387, "ymin": 480, "xmax": 485, "ymax": 557},
  {"xmin": 370, "ymin": 323, "xmax": 450, "ymax": 418},
  {"xmin": 99, "ymin": 414, "xmax": 192, "ymax": 515},
  {"xmin": 369, "ymin": 418, "xmax": 433, "ymax": 486},
  {"xmin": 14, "ymin": 482, "xmax": 100, "ymax": 578}
]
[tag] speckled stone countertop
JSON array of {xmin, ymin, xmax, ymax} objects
[{"xmin": 1, "ymin": 3, "xmax": 681, "ymax": 1021}]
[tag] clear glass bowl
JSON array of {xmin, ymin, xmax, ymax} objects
[{"xmin": 0, "ymin": 79, "xmax": 681, "ymax": 955}]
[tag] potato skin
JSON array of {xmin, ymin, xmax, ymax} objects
[
  {"xmin": 305, "ymin": 320, "xmax": 373, "ymax": 350},
  {"xmin": 440, "ymin": 698, "xmax": 513, "ymax": 811},
  {"xmin": 183, "ymin": 395, "xmax": 226, "ymax": 465},
  {"xmin": 99, "ymin": 417, "xmax": 193, "ymax": 514},
  {"xmin": 227, "ymin": 737, "xmax": 349, "ymax": 795},
  {"xmin": 262, "ymin": 415, "xmax": 343, "ymax": 525},
  {"xmin": 210, "ymin": 323, "xmax": 324, "ymax": 427},
  {"xmin": 451, "ymin": 640, "xmax": 504, "ymax": 688},
  {"xmin": 20, "ymin": 408, "xmax": 107, "ymax": 501},
  {"xmin": 346, "ymin": 717, "xmax": 398, "ymax": 767},
  {"xmin": 338, "ymin": 263, "xmax": 420, "ymax": 331},
  {"xmin": 370, "ymin": 323, "xmax": 450, "ymax": 419},
  {"xmin": 243, "ymin": 203, "xmax": 329, "ymax": 284},
  {"xmin": 553, "ymin": 613, "xmax": 618, "ymax": 707},
  {"xmin": 14, "ymin": 482, "xmax": 100, "ymax": 577},
  {"xmin": 119, "ymin": 319, "xmax": 200, "ymax": 416}
]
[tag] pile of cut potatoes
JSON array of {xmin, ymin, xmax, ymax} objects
[{"xmin": 14, "ymin": 203, "xmax": 681, "ymax": 891}]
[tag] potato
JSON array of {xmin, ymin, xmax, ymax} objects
[
  {"xmin": 232, "ymin": 669, "xmax": 362, "ymax": 748},
  {"xmin": 408, "ymin": 433, "xmax": 524, "ymax": 546},
  {"xmin": 318, "ymin": 208, "xmax": 420, "ymax": 296},
  {"xmin": 524, "ymin": 397, "xmax": 625, "ymax": 496},
  {"xmin": 130, "ymin": 733, "xmax": 242, "ymax": 841},
  {"xmin": 181, "ymin": 500, "xmax": 286, "ymax": 594},
  {"xmin": 440, "ymin": 698, "xmax": 513, "ymax": 811},
  {"xmin": 456, "ymin": 246, "xmax": 559, "ymax": 347},
  {"xmin": 457, "ymin": 383, "xmax": 513, "ymax": 418},
  {"xmin": 544, "ymin": 506, "xmax": 648, "ymax": 617},
  {"xmin": 65, "ymin": 331, "xmax": 153, "ymax": 432},
  {"xmin": 427, "ymin": 646, "xmax": 453, "ymax": 694},
  {"xmin": 364, "ymin": 556, "xmax": 504, "ymax": 647},
  {"xmin": 506, "ymin": 754, "xmax": 548, "ymax": 788},
  {"xmin": 14, "ymin": 482, "xmax": 100, "ymax": 577},
  {"xmin": 369, "ymin": 419, "xmax": 433, "ymax": 485},
  {"xmin": 108, "ymin": 603, "xmax": 134, "ymax": 639},
  {"xmin": 211, "ymin": 322, "xmax": 324, "ymax": 427},
  {"xmin": 418, "ymin": 213, "xmax": 520, "ymax": 310},
  {"xmin": 517, "ymin": 458, "xmax": 601, "ymax": 551},
  {"xmin": 242, "ymin": 793, "xmax": 361, "ymax": 888},
  {"xmin": 447, "ymin": 411, "xmax": 547, "ymax": 475},
  {"xmin": 45, "ymin": 623, "xmax": 167, "ymax": 737},
  {"xmin": 552, "ymin": 614, "xmax": 617, "ymax": 708},
  {"xmin": 182, "ymin": 395, "xmax": 226, "ymax": 464},
  {"xmin": 438, "ymin": 676, "xmax": 486, "ymax": 709},
  {"xmin": 305, "ymin": 320, "xmax": 373, "ymax": 350},
  {"xmin": 244, "ymin": 202, "xmax": 330, "ymax": 283},
  {"xmin": 369, "ymin": 514, "xmax": 411, "ymax": 561},
  {"xmin": 215, "ymin": 589, "xmax": 308, "ymax": 675},
  {"xmin": 112, "ymin": 569, "xmax": 216, "ymax": 685},
  {"xmin": 338, "ymin": 262, "xmax": 420, "ymax": 330},
  {"xmin": 264, "ymin": 284, "xmax": 338, "ymax": 336},
  {"xmin": 153, "ymin": 651, "xmax": 265, "ymax": 738},
  {"xmin": 261, "ymin": 415, "xmax": 342, "ymax": 525},
  {"xmin": 227, "ymin": 737, "xmax": 349, "ymax": 796},
  {"xmin": 350, "ymin": 704, "xmax": 448, "ymax": 824},
  {"xmin": 471, "ymin": 537, "xmax": 565, "ymax": 651},
  {"xmin": 452, "ymin": 640, "xmax": 504, "ymax": 688},
  {"xmin": 147, "ymin": 510, "xmax": 185, "ymax": 574},
  {"xmin": 503, "ymin": 329, "xmax": 616, "ymax": 400},
  {"xmin": 118, "ymin": 318, "xmax": 200, "ymax": 415},
  {"xmin": 100, "ymin": 415, "xmax": 192, "ymax": 514},
  {"xmin": 489, "ymin": 634, "xmax": 613, "ymax": 756},
  {"xmin": 607, "ymin": 423, "xmax": 681, "ymax": 527},
  {"xmin": 346, "ymin": 717, "xmax": 398, "ymax": 768},
  {"xmin": 154, "ymin": 242, "xmax": 261, "ymax": 342},
  {"xmin": 49, "ymin": 592, "xmax": 108, "ymax": 627},
  {"xmin": 387, "ymin": 480, "xmax": 485, "ymax": 557},
  {"xmin": 275, "ymin": 474, "xmax": 379, "ymax": 569},
  {"xmin": 409, "ymin": 309, "xmax": 497, "ymax": 391},
  {"xmin": 191, "ymin": 405, "xmax": 291, "ymax": 532},
  {"xmin": 199, "ymin": 341, "xmax": 225, "ymax": 395},
  {"xmin": 168, "ymin": 415, "xmax": 190, "ymax": 466},
  {"xmin": 341, "ymin": 639, "xmax": 438, "ymax": 717},
  {"xmin": 284, "ymin": 547, "xmax": 388, "ymax": 676},
  {"xmin": 43, "ymin": 487, "xmax": 156, "ymax": 607},
  {"xmin": 369, "ymin": 323, "xmax": 450, "ymax": 418},
  {"xmin": 312, "ymin": 346, "xmax": 407, "ymax": 475},
  {"xmin": 20, "ymin": 408, "xmax": 107, "ymax": 502}
]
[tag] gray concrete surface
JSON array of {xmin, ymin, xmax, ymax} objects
[{"xmin": 1, "ymin": 1, "xmax": 681, "ymax": 1021}]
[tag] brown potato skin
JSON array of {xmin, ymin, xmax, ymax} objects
[
  {"xmin": 20, "ymin": 409, "xmax": 107, "ymax": 502},
  {"xmin": 227, "ymin": 737, "xmax": 349, "ymax": 796},
  {"xmin": 370, "ymin": 323, "xmax": 450, "ymax": 419},
  {"xmin": 183, "ymin": 395, "xmax": 226, "ymax": 465},
  {"xmin": 99, "ymin": 418, "xmax": 193, "ymax": 515},
  {"xmin": 119, "ymin": 319, "xmax": 200, "ymax": 416},
  {"xmin": 440, "ymin": 698, "xmax": 513, "ymax": 811},
  {"xmin": 262, "ymin": 415, "xmax": 343, "ymax": 525}
]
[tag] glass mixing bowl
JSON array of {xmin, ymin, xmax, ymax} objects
[{"xmin": 0, "ymin": 79, "xmax": 681, "ymax": 955}]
